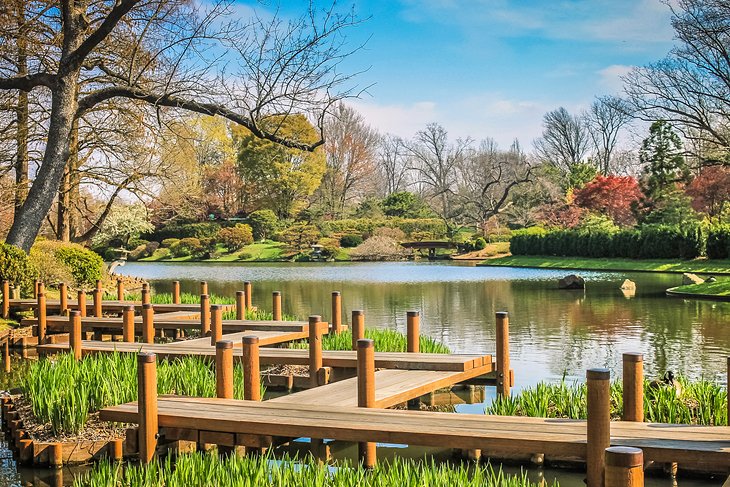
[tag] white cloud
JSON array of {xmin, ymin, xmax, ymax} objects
[
  {"xmin": 348, "ymin": 99, "xmax": 439, "ymax": 139},
  {"xmin": 597, "ymin": 64, "xmax": 634, "ymax": 93}
]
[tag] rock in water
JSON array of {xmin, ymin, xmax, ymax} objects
[
  {"xmin": 620, "ymin": 279, "xmax": 636, "ymax": 291},
  {"xmin": 558, "ymin": 274, "xmax": 585, "ymax": 289},
  {"xmin": 682, "ymin": 273, "xmax": 704, "ymax": 285}
]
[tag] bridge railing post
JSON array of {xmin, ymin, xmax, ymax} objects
[
  {"xmin": 37, "ymin": 289, "xmax": 47, "ymax": 345},
  {"xmin": 69, "ymin": 311, "xmax": 82, "ymax": 361},
  {"xmin": 309, "ymin": 316, "xmax": 323, "ymax": 387},
  {"xmin": 244, "ymin": 281, "xmax": 252, "ymax": 311},
  {"xmin": 407, "ymin": 311, "xmax": 420, "ymax": 353},
  {"xmin": 200, "ymin": 294, "xmax": 210, "ymax": 336},
  {"xmin": 242, "ymin": 336, "xmax": 261, "ymax": 401},
  {"xmin": 622, "ymin": 353, "xmax": 643, "ymax": 422},
  {"xmin": 200, "ymin": 281, "xmax": 208, "ymax": 296},
  {"xmin": 141, "ymin": 288, "xmax": 151, "ymax": 306},
  {"xmin": 210, "ymin": 305, "xmax": 223, "ymax": 345},
  {"xmin": 122, "ymin": 305, "xmax": 135, "ymax": 342},
  {"xmin": 4, "ymin": 337, "xmax": 11, "ymax": 373},
  {"xmin": 142, "ymin": 304, "xmax": 155, "ymax": 344},
  {"xmin": 2, "ymin": 280, "xmax": 8, "ymax": 319},
  {"xmin": 216, "ymin": 340, "xmax": 234, "ymax": 399},
  {"xmin": 77, "ymin": 290, "xmax": 87, "ymax": 318},
  {"xmin": 172, "ymin": 281, "xmax": 180, "ymax": 304},
  {"xmin": 357, "ymin": 338, "xmax": 376, "ymax": 468},
  {"xmin": 605, "ymin": 447, "xmax": 643, "ymax": 487},
  {"xmin": 587, "ymin": 368, "xmax": 611, "ymax": 487},
  {"xmin": 495, "ymin": 312, "xmax": 511, "ymax": 396},
  {"xmin": 236, "ymin": 291, "xmax": 245, "ymax": 320},
  {"xmin": 58, "ymin": 282, "xmax": 68, "ymax": 316},
  {"xmin": 331, "ymin": 292, "xmax": 341, "ymax": 334},
  {"xmin": 272, "ymin": 291, "xmax": 282, "ymax": 321},
  {"xmin": 138, "ymin": 352, "xmax": 158, "ymax": 465},
  {"xmin": 117, "ymin": 279, "xmax": 124, "ymax": 302},
  {"xmin": 93, "ymin": 287, "xmax": 103, "ymax": 318},
  {"xmin": 351, "ymin": 310, "xmax": 364, "ymax": 350}
]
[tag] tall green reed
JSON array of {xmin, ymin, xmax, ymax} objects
[{"xmin": 288, "ymin": 329, "xmax": 451, "ymax": 354}]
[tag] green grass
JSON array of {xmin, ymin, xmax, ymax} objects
[
  {"xmin": 669, "ymin": 277, "xmax": 730, "ymax": 297},
  {"xmin": 141, "ymin": 241, "xmax": 289, "ymax": 263},
  {"xmin": 21, "ymin": 353, "xmax": 264, "ymax": 436},
  {"xmin": 481, "ymin": 255, "xmax": 730, "ymax": 274},
  {"xmin": 73, "ymin": 451, "xmax": 556, "ymax": 487},
  {"xmin": 486, "ymin": 377, "xmax": 727, "ymax": 425},
  {"xmin": 288, "ymin": 329, "xmax": 451, "ymax": 354}
]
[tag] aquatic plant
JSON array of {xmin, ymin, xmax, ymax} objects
[
  {"xmin": 21, "ymin": 353, "xmax": 263, "ymax": 435},
  {"xmin": 73, "ymin": 451, "xmax": 557, "ymax": 487},
  {"xmin": 486, "ymin": 376, "xmax": 727, "ymax": 425},
  {"xmin": 288, "ymin": 328, "xmax": 451, "ymax": 354}
]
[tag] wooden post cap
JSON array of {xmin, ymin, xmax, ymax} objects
[
  {"xmin": 352, "ymin": 310, "xmax": 364, "ymax": 316},
  {"xmin": 605, "ymin": 446, "xmax": 643, "ymax": 467},
  {"xmin": 216, "ymin": 340, "xmax": 233, "ymax": 350},
  {"xmin": 69, "ymin": 310, "xmax": 80, "ymax": 317},
  {"xmin": 587, "ymin": 368, "xmax": 610, "ymax": 380},
  {"xmin": 332, "ymin": 291, "xmax": 340, "ymax": 296},
  {"xmin": 242, "ymin": 335, "xmax": 260, "ymax": 345},
  {"xmin": 142, "ymin": 303, "xmax": 153, "ymax": 309},
  {"xmin": 236, "ymin": 291, "xmax": 244, "ymax": 296},
  {"xmin": 407, "ymin": 311, "xmax": 420, "ymax": 317},
  {"xmin": 357, "ymin": 339, "xmax": 374, "ymax": 349},
  {"xmin": 309, "ymin": 315, "xmax": 322, "ymax": 322},
  {"xmin": 201, "ymin": 294, "xmax": 209, "ymax": 299},
  {"xmin": 138, "ymin": 352, "xmax": 156, "ymax": 363},
  {"xmin": 622, "ymin": 352, "xmax": 643, "ymax": 363},
  {"xmin": 211, "ymin": 304, "xmax": 222, "ymax": 311},
  {"xmin": 496, "ymin": 311, "xmax": 508, "ymax": 318},
  {"xmin": 125, "ymin": 305, "xmax": 135, "ymax": 311},
  {"xmin": 244, "ymin": 281, "xmax": 251, "ymax": 285},
  {"xmin": 273, "ymin": 291, "xmax": 281, "ymax": 296}
]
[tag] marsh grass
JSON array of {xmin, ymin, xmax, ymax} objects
[
  {"xmin": 73, "ymin": 451, "xmax": 557, "ymax": 487},
  {"xmin": 22, "ymin": 353, "xmax": 263, "ymax": 436},
  {"xmin": 486, "ymin": 376, "xmax": 727, "ymax": 425},
  {"xmin": 288, "ymin": 329, "xmax": 451, "ymax": 354}
]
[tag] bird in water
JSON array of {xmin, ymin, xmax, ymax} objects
[{"xmin": 649, "ymin": 371, "xmax": 682, "ymax": 397}]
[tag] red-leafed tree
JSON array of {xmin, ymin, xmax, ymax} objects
[
  {"xmin": 574, "ymin": 175, "xmax": 643, "ymax": 226},
  {"xmin": 686, "ymin": 165, "xmax": 730, "ymax": 219}
]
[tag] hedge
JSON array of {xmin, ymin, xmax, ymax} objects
[
  {"xmin": 145, "ymin": 222, "xmax": 222, "ymax": 242},
  {"xmin": 319, "ymin": 218, "xmax": 447, "ymax": 239},
  {"xmin": 0, "ymin": 242, "xmax": 37, "ymax": 293},
  {"xmin": 31, "ymin": 240, "xmax": 105, "ymax": 286},
  {"xmin": 707, "ymin": 225, "xmax": 730, "ymax": 260},
  {"xmin": 510, "ymin": 224, "xmax": 710, "ymax": 260}
]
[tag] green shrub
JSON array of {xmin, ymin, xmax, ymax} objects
[
  {"xmin": 129, "ymin": 241, "xmax": 160, "ymax": 261},
  {"xmin": 127, "ymin": 238, "xmax": 149, "ymax": 250},
  {"xmin": 161, "ymin": 238, "xmax": 179, "ymax": 248},
  {"xmin": 0, "ymin": 242, "xmax": 37, "ymax": 293},
  {"xmin": 217, "ymin": 224, "xmax": 254, "ymax": 251},
  {"xmin": 31, "ymin": 240, "xmax": 103, "ymax": 287},
  {"xmin": 339, "ymin": 234, "xmax": 363, "ymax": 248},
  {"xmin": 707, "ymin": 225, "xmax": 730, "ymax": 259},
  {"xmin": 147, "ymin": 222, "xmax": 221, "ymax": 242},
  {"xmin": 170, "ymin": 237, "xmax": 203, "ymax": 258},
  {"xmin": 247, "ymin": 210, "xmax": 279, "ymax": 240},
  {"xmin": 473, "ymin": 237, "xmax": 487, "ymax": 250}
]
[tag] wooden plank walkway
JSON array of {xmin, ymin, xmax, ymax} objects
[
  {"xmin": 100, "ymin": 397, "xmax": 730, "ymax": 466},
  {"xmin": 165, "ymin": 330, "xmax": 310, "ymax": 348},
  {"xmin": 23, "ymin": 316, "xmax": 308, "ymax": 333},
  {"xmin": 8, "ymin": 299, "xmax": 233, "ymax": 314},
  {"xmin": 36, "ymin": 341, "xmax": 489, "ymax": 372},
  {"xmin": 270, "ymin": 365, "xmax": 493, "ymax": 408}
]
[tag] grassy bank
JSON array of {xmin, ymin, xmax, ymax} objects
[
  {"xmin": 74, "ymin": 451, "xmax": 556, "ymax": 487},
  {"xmin": 288, "ymin": 329, "xmax": 451, "ymax": 354},
  {"xmin": 481, "ymin": 255, "xmax": 730, "ymax": 274},
  {"xmin": 140, "ymin": 241, "xmax": 356, "ymax": 263},
  {"xmin": 667, "ymin": 278, "xmax": 730, "ymax": 298},
  {"xmin": 487, "ymin": 377, "xmax": 727, "ymax": 425}
]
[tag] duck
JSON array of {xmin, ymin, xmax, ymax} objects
[{"xmin": 648, "ymin": 371, "xmax": 682, "ymax": 397}]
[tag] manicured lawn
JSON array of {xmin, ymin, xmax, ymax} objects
[
  {"xmin": 480, "ymin": 255, "xmax": 730, "ymax": 275},
  {"xmin": 142, "ymin": 241, "xmax": 290, "ymax": 262},
  {"xmin": 669, "ymin": 278, "xmax": 730, "ymax": 297}
]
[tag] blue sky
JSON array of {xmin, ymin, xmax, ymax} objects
[{"xmin": 252, "ymin": 0, "xmax": 678, "ymax": 147}]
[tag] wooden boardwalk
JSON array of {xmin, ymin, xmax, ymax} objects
[
  {"xmin": 270, "ymin": 366, "xmax": 493, "ymax": 408},
  {"xmin": 8, "ymin": 298, "xmax": 233, "ymax": 314},
  {"xmin": 36, "ymin": 340, "xmax": 489, "ymax": 372},
  {"xmin": 100, "ymin": 396, "xmax": 730, "ymax": 466}
]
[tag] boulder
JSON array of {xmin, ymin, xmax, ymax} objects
[
  {"xmin": 620, "ymin": 279, "xmax": 636, "ymax": 291},
  {"xmin": 682, "ymin": 273, "xmax": 704, "ymax": 285},
  {"xmin": 706, "ymin": 276, "xmax": 717, "ymax": 283},
  {"xmin": 558, "ymin": 274, "xmax": 585, "ymax": 290}
]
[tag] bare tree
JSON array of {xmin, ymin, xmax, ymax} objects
[
  {"xmin": 534, "ymin": 107, "xmax": 591, "ymax": 171},
  {"xmin": 407, "ymin": 123, "xmax": 471, "ymax": 235},
  {"xmin": 320, "ymin": 103, "xmax": 379, "ymax": 217},
  {"xmin": 0, "ymin": 0, "xmax": 363, "ymax": 251},
  {"xmin": 584, "ymin": 96, "xmax": 634, "ymax": 175},
  {"xmin": 624, "ymin": 0, "xmax": 730, "ymax": 157},
  {"xmin": 376, "ymin": 134, "xmax": 409, "ymax": 196}
]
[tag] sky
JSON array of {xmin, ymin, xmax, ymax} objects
[{"xmin": 247, "ymin": 0, "xmax": 679, "ymax": 147}]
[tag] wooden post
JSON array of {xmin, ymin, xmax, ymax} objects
[
  {"xmin": 3, "ymin": 339, "xmax": 10, "ymax": 374},
  {"xmin": 110, "ymin": 438, "xmax": 124, "ymax": 462},
  {"xmin": 142, "ymin": 282, "xmax": 149, "ymax": 292},
  {"xmin": 142, "ymin": 304, "xmax": 154, "ymax": 344},
  {"xmin": 96, "ymin": 279, "xmax": 103, "ymax": 293},
  {"xmin": 351, "ymin": 310, "xmax": 364, "ymax": 350},
  {"xmin": 77, "ymin": 290, "xmax": 87, "ymax": 317},
  {"xmin": 48, "ymin": 442, "xmax": 63, "ymax": 468},
  {"xmin": 141, "ymin": 289, "xmax": 151, "ymax": 306},
  {"xmin": 117, "ymin": 279, "xmax": 124, "ymax": 301},
  {"xmin": 34, "ymin": 280, "xmax": 39, "ymax": 299},
  {"xmin": 236, "ymin": 291, "xmax": 245, "ymax": 320},
  {"xmin": 59, "ymin": 282, "xmax": 68, "ymax": 316},
  {"xmin": 215, "ymin": 340, "xmax": 234, "ymax": 399},
  {"xmin": 622, "ymin": 353, "xmax": 643, "ymax": 422},
  {"xmin": 210, "ymin": 305, "xmax": 223, "ymax": 345},
  {"xmin": 200, "ymin": 294, "xmax": 210, "ymax": 336},
  {"xmin": 357, "ymin": 338, "xmax": 376, "ymax": 468},
  {"xmin": 272, "ymin": 291, "xmax": 282, "ymax": 321},
  {"xmin": 495, "ymin": 311, "xmax": 511, "ymax": 396},
  {"xmin": 331, "ymin": 291, "xmax": 341, "ymax": 334},
  {"xmin": 406, "ymin": 311, "xmax": 420, "ymax": 353},
  {"xmin": 605, "ymin": 447, "xmax": 643, "ymax": 487},
  {"xmin": 37, "ymin": 290, "xmax": 47, "ymax": 345},
  {"xmin": 728, "ymin": 357, "xmax": 730, "ymax": 425},
  {"xmin": 93, "ymin": 288, "xmax": 103, "ymax": 318},
  {"xmin": 244, "ymin": 281, "xmax": 252, "ymax": 310},
  {"xmin": 242, "ymin": 336, "xmax": 261, "ymax": 401},
  {"xmin": 2, "ymin": 280, "xmax": 9, "ymax": 319},
  {"xmin": 172, "ymin": 281, "xmax": 180, "ymax": 304},
  {"xmin": 69, "ymin": 311, "xmax": 82, "ymax": 360},
  {"xmin": 138, "ymin": 352, "xmax": 158, "ymax": 465},
  {"xmin": 309, "ymin": 315, "xmax": 323, "ymax": 387},
  {"xmin": 122, "ymin": 305, "xmax": 135, "ymax": 342},
  {"xmin": 587, "ymin": 368, "xmax": 611, "ymax": 487},
  {"xmin": 200, "ymin": 281, "xmax": 208, "ymax": 296}
]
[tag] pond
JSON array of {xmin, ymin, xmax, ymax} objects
[{"xmin": 2, "ymin": 261, "xmax": 728, "ymax": 486}]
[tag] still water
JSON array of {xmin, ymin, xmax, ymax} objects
[{"xmin": 1, "ymin": 261, "xmax": 728, "ymax": 486}]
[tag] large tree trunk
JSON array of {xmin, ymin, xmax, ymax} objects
[
  {"xmin": 13, "ymin": 5, "xmax": 28, "ymax": 221},
  {"xmin": 56, "ymin": 119, "xmax": 79, "ymax": 242},
  {"xmin": 6, "ymin": 74, "xmax": 79, "ymax": 252}
]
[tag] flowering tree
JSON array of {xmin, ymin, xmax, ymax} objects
[
  {"xmin": 686, "ymin": 165, "xmax": 730, "ymax": 220},
  {"xmin": 574, "ymin": 175, "xmax": 643, "ymax": 226}
]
